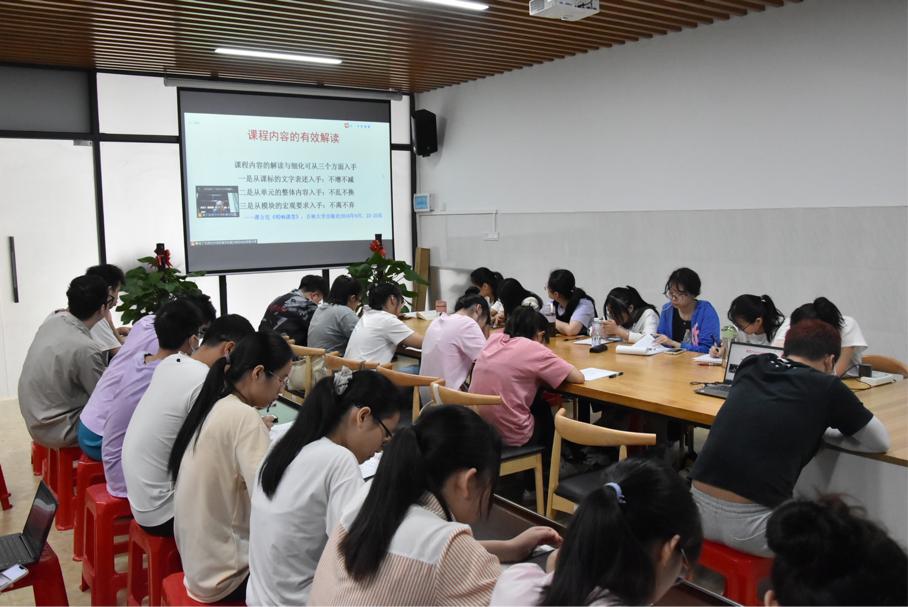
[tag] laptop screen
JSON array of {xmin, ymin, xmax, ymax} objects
[
  {"xmin": 22, "ymin": 481, "xmax": 57, "ymax": 558},
  {"xmin": 725, "ymin": 341, "xmax": 783, "ymax": 383}
]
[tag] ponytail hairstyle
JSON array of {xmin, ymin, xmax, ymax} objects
[
  {"xmin": 258, "ymin": 370, "xmax": 399, "ymax": 497},
  {"xmin": 168, "ymin": 330, "xmax": 293, "ymax": 481},
  {"xmin": 499, "ymin": 278, "xmax": 543, "ymax": 316},
  {"xmin": 790, "ymin": 297, "xmax": 845, "ymax": 330},
  {"xmin": 454, "ymin": 293, "xmax": 490, "ymax": 324},
  {"xmin": 767, "ymin": 496, "xmax": 907, "ymax": 606},
  {"xmin": 540, "ymin": 458, "xmax": 702, "ymax": 606},
  {"xmin": 505, "ymin": 305, "xmax": 549, "ymax": 342},
  {"xmin": 727, "ymin": 294, "xmax": 786, "ymax": 341},
  {"xmin": 340, "ymin": 405, "xmax": 501, "ymax": 582},
  {"xmin": 605, "ymin": 286, "xmax": 657, "ymax": 328},
  {"xmin": 470, "ymin": 267, "xmax": 503, "ymax": 302},
  {"xmin": 547, "ymin": 269, "xmax": 596, "ymax": 323}
]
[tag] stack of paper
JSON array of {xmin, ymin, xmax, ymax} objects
[
  {"xmin": 580, "ymin": 368, "xmax": 622, "ymax": 381},
  {"xmin": 693, "ymin": 354, "xmax": 723, "ymax": 364},
  {"xmin": 615, "ymin": 334, "xmax": 669, "ymax": 356}
]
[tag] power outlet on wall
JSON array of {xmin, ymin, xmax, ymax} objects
[{"xmin": 484, "ymin": 232, "xmax": 499, "ymax": 241}]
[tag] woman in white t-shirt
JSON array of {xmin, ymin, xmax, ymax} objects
[
  {"xmin": 771, "ymin": 297, "xmax": 867, "ymax": 377},
  {"xmin": 546, "ymin": 269, "xmax": 596, "ymax": 336},
  {"xmin": 168, "ymin": 331, "xmax": 293, "ymax": 604},
  {"xmin": 246, "ymin": 370, "xmax": 401, "ymax": 606},
  {"xmin": 471, "ymin": 267, "xmax": 505, "ymax": 327},
  {"xmin": 491, "ymin": 458, "xmax": 702, "ymax": 607},
  {"xmin": 344, "ymin": 282, "xmax": 423, "ymax": 364},
  {"xmin": 602, "ymin": 286, "xmax": 660, "ymax": 343},
  {"xmin": 710, "ymin": 294, "xmax": 786, "ymax": 358}
]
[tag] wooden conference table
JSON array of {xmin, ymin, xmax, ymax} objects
[{"xmin": 402, "ymin": 316, "xmax": 908, "ymax": 468}]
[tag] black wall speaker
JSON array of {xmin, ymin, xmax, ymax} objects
[{"xmin": 412, "ymin": 109, "xmax": 438, "ymax": 157}]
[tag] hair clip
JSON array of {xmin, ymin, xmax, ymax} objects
[
  {"xmin": 333, "ymin": 366, "xmax": 353, "ymax": 395},
  {"xmin": 605, "ymin": 482, "xmax": 626, "ymax": 504}
]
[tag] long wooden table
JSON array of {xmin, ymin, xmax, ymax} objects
[{"xmin": 403, "ymin": 316, "xmax": 908, "ymax": 467}]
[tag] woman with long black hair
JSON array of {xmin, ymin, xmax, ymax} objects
[
  {"xmin": 169, "ymin": 330, "xmax": 292, "ymax": 604},
  {"xmin": 246, "ymin": 370, "xmax": 401, "ymax": 605},
  {"xmin": 309, "ymin": 405, "xmax": 561, "ymax": 605},
  {"xmin": 491, "ymin": 458, "xmax": 702, "ymax": 606}
]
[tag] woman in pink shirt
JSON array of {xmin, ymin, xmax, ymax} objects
[{"xmin": 469, "ymin": 306, "xmax": 583, "ymax": 469}]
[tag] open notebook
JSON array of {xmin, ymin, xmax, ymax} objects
[{"xmin": 615, "ymin": 334, "xmax": 670, "ymax": 356}]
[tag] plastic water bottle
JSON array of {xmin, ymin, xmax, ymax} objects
[
  {"xmin": 720, "ymin": 325, "xmax": 738, "ymax": 367},
  {"xmin": 591, "ymin": 318, "xmax": 603, "ymax": 348}
]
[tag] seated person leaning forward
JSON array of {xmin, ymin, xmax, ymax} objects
[{"xmin": 690, "ymin": 319, "xmax": 889, "ymax": 557}]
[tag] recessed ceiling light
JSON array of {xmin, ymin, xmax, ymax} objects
[
  {"xmin": 215, "ymin": 48, "xmax": 342, "ymax": 65},
  {"xmin": 410, "ymin": 0, "xmax": 489, "ymax": 11}
]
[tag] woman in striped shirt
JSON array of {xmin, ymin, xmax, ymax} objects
[{"xmin": 309, "ymin": 405, "xmax": 560, "ymax": 606}]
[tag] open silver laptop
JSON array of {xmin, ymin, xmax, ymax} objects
[{"xmin": 696, "ymin": 341, "xmax": 783, "ymax": 399}]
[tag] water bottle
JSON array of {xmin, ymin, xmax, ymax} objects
[
  {"xmin": 591, "ymin": 318, "xmax": 603, "ymax": 348},
  {"xmin": 720, "ymin": 325, "xmax": 738, "ymax": 367}
]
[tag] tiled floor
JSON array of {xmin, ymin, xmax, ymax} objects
[{"xmin": 0, "ymin": 397, "xmax": 93, "ymax": 606}]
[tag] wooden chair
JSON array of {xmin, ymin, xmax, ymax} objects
[
  {"xmin": 863, "ymin": 354, "xmax": 908, "ymax": 377},
  {"xmin": 287, "ymin": 344, "xmax": 327, "ymax": 391},
  {"xmin": 375, "ymin": 366, "xmax": 443, "ymax": 421},
  {"xmin": 428, "ymin": 383, "xmax": 546, "ymax": 515},
  {"xmin": 324, "ymin": 354, "xmax": 390, "ymax": 373},
  {"xmin": 546, "ymin": 408, "xmax": 656, "ymax": 519}
]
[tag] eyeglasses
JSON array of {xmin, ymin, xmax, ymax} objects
[
  {"xmin": 734, "ymin": 319, "xmax": 754, "ymax": 333},
  {"xmin": 267, "ymin": 371, "xmax": 289, "ymax": 388},
  {"xmin": 374, "ymin": 416, "xmax": 393, "ymax": 440},
  {"xmin": 673, "ymin": 547, "xmax": 692, "ymax": 586},
  {"xmin": 663, "ymin": 288, "xmax": 690, "ymax": 301}
]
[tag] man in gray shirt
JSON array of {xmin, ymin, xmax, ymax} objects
[{"xmin": 19, "ymin": 274, "xmax": 110, "ymax": 448}]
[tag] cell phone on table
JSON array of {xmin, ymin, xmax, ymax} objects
[
  {"xmin": 666, "ymin": 348, "xmax": 684, "ymax": 354},
  {"xmin": 0, "ymin": 564, "xmax": 29, "ymax": 591}
]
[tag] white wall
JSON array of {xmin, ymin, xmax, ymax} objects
[{"xmin": 416, "ymin": 0, "xmax": 908, "ymax": 360}]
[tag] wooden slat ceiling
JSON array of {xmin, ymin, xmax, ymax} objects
[{"xmin": 0, "ymin": 0, "xmax": 800, "ymax": 94}]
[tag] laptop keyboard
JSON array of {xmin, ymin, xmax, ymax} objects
[{"xmin": 0, "ymin": 535, "xmax": 31, "ymax": 569}]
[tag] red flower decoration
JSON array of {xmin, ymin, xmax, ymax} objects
[
  {"xmin": 154, "ymin": 249, "xmax": 172, "ymax": 269},
  {"xmin": 369, "ymin": 239, "xmax": 386, "ymax": 257}
]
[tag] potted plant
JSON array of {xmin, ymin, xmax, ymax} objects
[
  {"xmin": 116, "ymin": 243, "xmax": 205, "ymax": 324},
  {"xmin": 347, "ymin": 238, "xmax": 427, "ymax": 313}
]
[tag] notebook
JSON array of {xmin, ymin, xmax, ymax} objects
[
  {"xmin": 695, "ymin": 341, "xmax": 782, "ymax": 399},
  {"xmin": 615, "ymin": 334, "xmax": 670, "ymax": 356},
  {"xmin": 0, "ymin": 481, "xmax": 57, "ymax": 570}
]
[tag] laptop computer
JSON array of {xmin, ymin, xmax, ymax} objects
[
  {"xmin": 0, "ymin": 481, "xmax": 57, "ymax": 570},
  {"xmin": 696, "ymin": 341, "xmax": 783, "ymax": 399}
]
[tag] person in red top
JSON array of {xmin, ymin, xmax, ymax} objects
[{"xmin": 470, "ymin": 306, "xmax": 584, "ymax": 471}]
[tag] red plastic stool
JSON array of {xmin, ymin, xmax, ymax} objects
[
  {"xmin": 0, "ymin": 464, "xmax": 11, "ymax": 510},
  {"xmin": 73, "ymin": 455, "xmax": 106, "ymax": 561},
  {"xmin": 31, "ymin": 441, "xmax": 48, "ymax": 477},
  {"xmin": 161, "ymin": 572, "xmax": 245, "ymax": 606},
  {"xmin": 82, "ymin": 483, "xmax": 133, "ymax": 606},
  {"xmin": 2, "ymin": 543, "xmax": 69, "ymax": 605},
  {"xmin": 48, "ymin": 445, "xmax": 83, "ymax": 529},
  {"xmin": 698, "ymin": 539, "xmax": 774, "ymax": 606},
  {"xmin": 127, "ymin": 520, "xmax": 182, "ymax": 606}
]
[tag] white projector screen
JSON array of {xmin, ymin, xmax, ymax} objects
[{"xmin": 179, "ymin": 89, "xmax": 393, "ymax": 273}]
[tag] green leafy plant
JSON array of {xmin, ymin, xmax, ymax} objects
[
  {"xmin": 116, "ymin": 245, "xmax": 205, "ymax": 324},
  {"xmin": 347, "ymin": 239, "xmax": 427, "ymax": 313}
]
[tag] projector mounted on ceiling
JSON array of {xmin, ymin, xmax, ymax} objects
[{"xmin": 528, "ymin": 0, "xmax": 599, "ymax": 21}]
